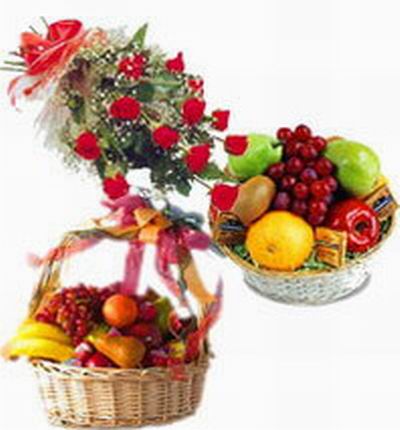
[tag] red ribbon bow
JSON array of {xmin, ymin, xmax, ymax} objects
[
  {"xmin": 21, "ymin": 20, "xmax": 84, "ymax": 76},
  {"xmin": 9, "ymin": 20, "xmax": 88, "ymax": 104}
]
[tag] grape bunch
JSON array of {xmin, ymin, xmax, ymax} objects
[
  {"xmin": 267, "ymin": 124, "xmax": 338, "ymax": 226},
  {"xmin": 36, "ymin": 284, "xmax": 118, "ymax": 346}
]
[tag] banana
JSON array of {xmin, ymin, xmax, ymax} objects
[
  {"xmin": 16, "ymin": 321, "xmax": 71, "ymax": 346},
  {"xmin": 7, "ymin": 337, "xmax": 74, "ymax": 362}
]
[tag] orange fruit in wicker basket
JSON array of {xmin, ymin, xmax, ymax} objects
[
  {"xmin": 246, "ymin": 211, "xmax": 314, "ymax": 271},
  {"xmin": 102, "ymin": 294, "xmax": 139, "ymax": 328}
]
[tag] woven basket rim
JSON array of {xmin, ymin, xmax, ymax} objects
[
  {"xmin": 217, "ymin": 214, "xmax": 396, "ymax": 279},
  {"xmin": 31, "ymin": 354, "xmax": 210, "ymax": 380}
]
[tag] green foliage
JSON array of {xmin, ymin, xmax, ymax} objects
[
  {"xmin": 135, "ymin": 82, "xmax": 155, "ymax": 102},
  {"xmin": 232, "ymin": 244, "xmax": 253, "ymax": 264},
  {"xmin": 131, "ymin": 23, "xmax": 148, "ymax": 50},
  {"xmin": 298, "ymin": 251, "xmax": 332, "ymax": 272},
  {"xmin": 380, "ymin": 216, "xmax": 392, "ymax": 238},
  {"xmin": 199, "ymin": 162, "xmax": 228, "ymax": 181},
  {"xmin": 32, "ymin": 23, "xmax": 229, "ymax": 196}
]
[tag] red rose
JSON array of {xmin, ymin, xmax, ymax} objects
[
  {"xmin": 153, "ymin": 126, "xmax": 180, "ymax": 150},
  {"xmin": 185, "ymin": 144, "xmax": 211, "ymax": 173},
  {"xmin": 212, "ymin": 110, "xmax": 230, "ymax": 131},
  {"xmin": 188, "ymin": 78, "xmax": 204, "ymax": 94},
  {"xmin": 75, "ymin": 132, "xmax": 101, "ymax": 160},
  {"xmin": 224, "ymin": 135, "xmax": 248, "ymax": 155},
  {"xmin": 211, "ymin": 184, "xmax": 239, "ymax": 211},
  {"xmin": 103, "ymin": 174, "xmax": 130, "ymax": 200},
  {"xmin": 118, "ymin": 54, "xmax": 146, "ymax": 80},
  {"xmin": 110, "ymin": 96, "xmax": 141, "ymax": 120},
  {"xmin": 166, "ymin": 52, "xmax": 185, "ymax": 73},
  {"xmin": 182, "ymin": 98, "xmax": 206, "ymax": 126}
]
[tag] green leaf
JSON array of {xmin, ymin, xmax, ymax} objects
[
  {"xmin": 135, "ymin": 82, "xmax": 155, "ymax": 102},
  {"xmin": 132, "ymin": 23, "xmax": 148, "ymax": 49},
  {"xmin": 198, "ymin": 162, "xmax": 227, "ymax": 181},
  {"xmin": 232, "ymin": 244, "xmax": 253, "ymax": 263},
  {"xmin": 68, "ymin": 96, "xmax": 85, "ymax": 124},
  {"xmin": 298, "ymin": 251, "xmax": 331, "ymax": 271},
  {"xmin": 175, "ymin": 178, "xmax": 192, "ymax": 196},
  {"xmin": 95, "ymin": 157, "xmax": 107, "ymax": 179}
]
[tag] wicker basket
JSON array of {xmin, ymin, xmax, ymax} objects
[
  {"xmin": 215, "ymin": 217, "xmax": 396, "ymax": 306},
  {"xmin": 25, "ymin": 216, "xmax": 217, "ymax": 428},
  {"xmin": 31, "ymin": 357, "xmax": 209, "ymax": 428}
]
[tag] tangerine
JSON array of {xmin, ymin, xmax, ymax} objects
[
  {"xmin": 246, "ymin": 211, "xmax": 314, "ymax": 271},
  {"xmin": 102, "ymin": 294, "xmax": 139, "ymax": 328}
]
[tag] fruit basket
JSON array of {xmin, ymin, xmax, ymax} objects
[
  {"xmin": 3, "ymin": 193, "xmax": 222, "ymax": 427},
  {"xmin": 209, "ymin": 125, "xmax": 398, "ymax": 305}
]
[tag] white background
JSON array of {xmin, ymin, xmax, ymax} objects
[{"xmin": 1, "ymin": 1, "xmax": 400, "ymax": 429}]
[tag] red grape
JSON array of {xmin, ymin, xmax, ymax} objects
[
  {"xmin": 273, "ymin": 125, "xmax": 339, "ymax": 224},
  {"xmin": 293, "ymin": 182, "xmax": 309, "ymax": 200},
  {"xmin": 285, "ymin": 141, "xmax": 302, "ymax": 157},
  {"xmin": 286, "ymin": 157, "xmax": 304, "ymax": 175},
  {"xmin": 272, "ymin": 192, "xmax": 291, "ymax": 210},
  {"xmin": 291, "ymin": 200, "xmax": 308, "ymax": 216},
  {"xmin": 307, "ymin": 213, "xmax": 326, "ymax": 226},
  {"xmin": 299, "ymin": 144, "xmax": 318, "ymax": 160},
  {"xmin": 138, "ymin": 301, "xmax": 158, "ymax": 322},
  {"xmin": 310, "ymin": 180, "xmax": 331, "ymax": 199},
  {"xmin": 300, "ymin": 167, "xmax": 318, "ymax": 185},
  {"xmin": 127, "ymin": 323, "xmax": 162, "ymax": 348},
  {"xmin": 267, "ymin": 162, "xmax": 286, "ymax": 179},
  {"xmin": 277, "ymin": 127, "xmax": 293, "ymax": 142},
  {"xmin": 320, "ymin": 194, "xmax": 334, "ymax": 206},
  {"xmin": 309, "ymin": 136, "xmax": 327, "ymax": 152},
  {"xmin": 36, "ymin": 284, "xmax": 117, "ymax": 346},
  {"xmin": 280, "ymin": 175, "xmax": 297, "ymax": 190},
  {"xmin": 324, "ymin": 176, "xmax": 338, "ymax": 192},
  {"xmin": 315, "ymin": 158, "xmax": 333, "ymax": 177},
  {"xmin": 309, "ymin": 199, "xmax": 328, "ymax": 216},
  {"xmin": 295, "ymin": 124, "xmax": 312, "ymax": 141}
]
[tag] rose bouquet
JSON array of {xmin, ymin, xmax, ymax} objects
[
  {"xmin": 3, "ymin": 19, "xmax": 230, "ymax": 199},
  {"xmin": 209, "ymin": 125, "xmax": 398, "ymax": 305}
]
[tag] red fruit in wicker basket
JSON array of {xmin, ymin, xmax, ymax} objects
[
  {"xmin": 36, "ymin": 285, "xmax": 115, "ymax": 346},
  {"xmin": 75, "ymin": 341, "xmax": 95, "ymax": 364},
  {"xmin": 85, "ymin": 352, "xmax": 116, "ymax": 368},
  {"xmin": 144, "ymin": 348, "xmax": 169, "ymax": 367},
  {"xmin": 325, "ymin": 198, "xmax": 380, "ymax": 253},
  {"xmin": 138, "ymin": 301, "xmax": 158, "ymax": 322},
  {"xmin": 102, "ymin": 294, "xmax": 139, "ymax": 328},
  {"xmin": 125, "ymin": 323, "xmax": 162, "ymax": 349}
]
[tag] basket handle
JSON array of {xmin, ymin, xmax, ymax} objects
[
  {"xmin": 28, "ymin": 231, "xmax": 92, "ymax": 316},
  {"xmin": 28, "ymin": 224, "xmax": 221, "ymax": 320}
]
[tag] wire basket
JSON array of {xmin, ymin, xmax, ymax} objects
[{"xmin": 215, "ymin": 217, "xmax": 396, "ymax": 306}]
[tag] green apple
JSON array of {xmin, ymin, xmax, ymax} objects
[
  {"xmin": 228, "ymin": 134, "xmax": 282, "ymax": 180},
  {"xmin": 324, "ymin": 139, "xmax": 380, "ymax": 196}
]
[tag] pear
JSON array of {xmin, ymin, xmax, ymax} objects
[
  {"xmin": 88, "ymin": 334, "xmax": 146, "ymax": 369},
  {"xmin": 324, "ymin": 139, "xmax": 380, "ymax": 196},
  {"xmin": 228, "ymin": 134, "xmax": 282, "ymax": 180}
]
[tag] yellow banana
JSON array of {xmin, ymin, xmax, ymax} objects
[
  {"xmin": 7, "ymin": 337, "xmax": 74, "ymax": 362},
  {"xmin": 16, "ymin": 321, "xmax": 71, "ymax": 346}
]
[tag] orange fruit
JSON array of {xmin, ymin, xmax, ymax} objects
[
  {"xmin": 246, "ymin": 211, "xmax": 314, "ymax": 271},
  {"xmin": 102, "ymin": 294, "xmax": 139, "ymax": 328}
]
